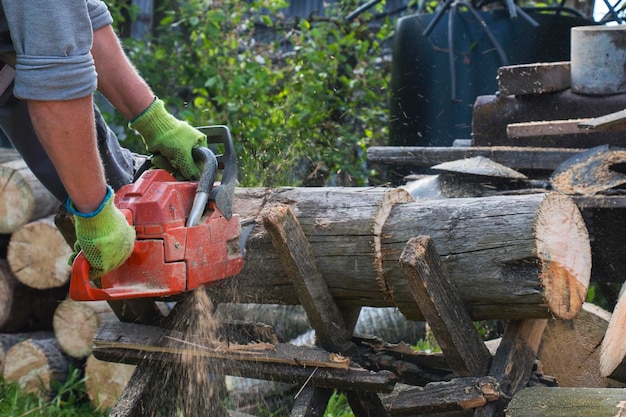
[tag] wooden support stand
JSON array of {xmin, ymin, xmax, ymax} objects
[{"xmin": 262, "ymin": 204, "xmax": 389, "ymax": 417}]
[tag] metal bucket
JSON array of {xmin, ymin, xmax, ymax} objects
[{"xmin": 571, "ymin": 25, "xmax": 626, "ymax": 95}]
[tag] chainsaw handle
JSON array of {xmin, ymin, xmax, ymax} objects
[
  {"xmin": 187, "ymin": 147, "xmax": 218, "ymax": 227},
  {"xmin": 197, "ymin": 125, "xmax": 238, "ymax": 219}
]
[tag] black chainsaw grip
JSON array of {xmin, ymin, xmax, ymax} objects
[
  {"xmin": 197, "ymin": 125, "xmax": 238, "ymax": 220},
  {"xmin": 187, "ymin": 146, "xmax": 218, "ymax": 227}
]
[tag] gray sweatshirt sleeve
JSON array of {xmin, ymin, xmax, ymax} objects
[{"xmin": 1, "ymin": 0, "xmax": 113, "ymax": 101}]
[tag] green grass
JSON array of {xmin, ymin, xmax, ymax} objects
[
  {"xmin": 0, "ymin": 367, "xmax": 106, "ymax": 417},
  {"xmin": 0, "ymin": 370, "xmax": 356, "ymax": 417}
]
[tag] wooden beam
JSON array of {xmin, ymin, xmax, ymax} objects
[
  {"xmin": 385, "ymin": 376, "xmax": 500, "ymax": 415},
  {"xmin": 497, "ymin": 62, "xmax": 571, "ymax": 97},
  {"xmin": 400, "ymin": 236, "xmax": 491, "ymax": 377},
  {"xmin": 366, "ymin": 146, "xmax": 584, "ymax": 171},
  {"xmin": 506, "ymin": 119, "xmax": 589, "ymax": 138}
]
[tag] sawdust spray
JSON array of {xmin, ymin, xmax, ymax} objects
[{"xmin": 147, "ymin": 288, "xmax": 230, "ymax": 417}]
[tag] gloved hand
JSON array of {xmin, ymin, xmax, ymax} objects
[
  {"xmin": 67, "ymin": 186, "xmax": 136, "ymax": 279},
  {"xmin": 129, "ymin": 98, "xmax": 208, "ymax": 180}
]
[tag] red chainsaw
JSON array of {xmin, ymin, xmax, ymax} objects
[{"xmin": 69, "ymin": 125, "xmax": 244, "ymax": 301}]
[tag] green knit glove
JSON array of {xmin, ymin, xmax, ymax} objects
[
  {"xmin": 67, "ymin": 187, "xmax": 136, "ymax": 279},
  {"xmin": 129, "ymin": 98, "xmax": 208, "ymax": 180}
]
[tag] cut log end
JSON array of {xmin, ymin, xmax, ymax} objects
[{"xmin": 536, "ymin": 193, "xmax": 591, "ymax": 320}]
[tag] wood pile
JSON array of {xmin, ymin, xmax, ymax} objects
[
  {"xmin": 366, "ymin": 61, "xmax": 626, "ymax": 415},
  {"xmin": 0, "ymin": 151, "xmax": 136, "ymax": 409}
]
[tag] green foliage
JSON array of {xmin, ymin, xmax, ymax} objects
[
  {"xmin": 324, "ymin": 391, "xmax": 355, "ymax": 417},
  {"xmin": 106, "ymin": 0, "xmax": 392, "ymax": 187},
  {"xmin": 0, "ymin": 367, "xmax": 106, "ymax": 417}
]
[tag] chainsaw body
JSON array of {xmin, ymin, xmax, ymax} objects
[{"xmin": 70, "ymin": 126, "xmax": 243, "ymax": 301}]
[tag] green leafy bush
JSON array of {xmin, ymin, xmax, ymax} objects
[{"xmin": 106, "ymin": 0, "xmax": 392, "ymax": 187}]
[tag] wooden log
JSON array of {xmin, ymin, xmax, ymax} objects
[
  {"xmin": 53, "ymin": 298, "xmax": 117, "ymax": 359},
  {"xmin": 0, "ymin": 259, "xmax": 68, "ymax": 332},
  {"xmin": 380, "ymin": 193, "xmax": 590, "ymax": 321},
  {"xmin": 0, "ymin": 158, "xmax": 60, "ymax": 234},
  {"xmin": 7, "ymin": 215, "xmax": 73, "ymax": 289},
  {"xmin": 366, "ymin": 146, "xmax": 584, "ymax": 171},
  {"xmin": 400, "ymin": 236, "xmax": 491, "ymax": 377},
  {"xmin": 0, "ymin": 331, "xmax": 53, "ymax": 373},
  {"xmin": 505, "ymin": 387, "xmax": 626, "ymax": 416},
  {"xmin": 3, "ymin": 337, "xmax": 71, "ymax": 398},
  {"xmin": 84, "ymin": 353, "xmax": 136, "ymax": 411},
  {"xmin": 206, "ymin": 190, "xmax": 591, "ymax": 323},
  {"xmin": 600, "ymin": 290, "xmax": 626, "ymax": 383},
  {"xmin": 538, "ymin": 302, "xmax": 623, "ymax": 388}
]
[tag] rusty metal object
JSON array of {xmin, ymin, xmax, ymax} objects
[{"xmin": 571, "ymin": 26, "xmax": 626, "ymax": 95}]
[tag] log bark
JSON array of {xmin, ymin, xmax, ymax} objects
[
  {"xmin": 7, "ymin": 215, "xmax": 73, "ymax": 289},
  {"xmin": 539, "ymin": 302, "xmax": 623, "ymax": 388},
  {"xmin": 53, "ymin": 298, "xmax": 117, "ymax": 359},
  {"xmin": 0, "ymin": 158, "xmax": 60, "ymax": 234},
  {"xmin": 0, "ymin": 259, "xmax": 68, "ymax": 332},
  {"xmin": 600, "ymin": 290, "xmax": 626, "ymax": 383},
  {"xmin": 505, "ymin": 387, "xmax": 626, "ymax": 416},
  {"xmin": 2, "ymin": 337, "xmax": 70, "ymax": 398},
  {"xmin": 206, "ymin": 189, "xmax": 590, "ymax": 322},
  {"xmin": 84, "ymin": 353, "xmax": 136, "ymax": 411}
]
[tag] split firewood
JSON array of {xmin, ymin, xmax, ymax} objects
[
  {"xmin": 2, "ymin": 337, "xmax": 71, "ymax": 398},
  {"xmin": 0, "ymin": 158, "xmax": 60, "ymax": 234},
  {"xmin": 600, "ymin": 290, "xmax": 626, "ymax": 383},
  {"xmin": 505, "ymin": 387, "xmax": 626, "ymax": 416},
  {"xmin": 0, "ymin": 259, "xmax": 68, "ymax": 332},
  {"xmin": 53, "ymin": 298, "xmax": 117, "ymax": 359},
  {"xmin": 209, "ymin": 189, "xmax": 591, "ymax": 322},
  {"xmin": 539, "ymin": 302, "xmax": 623, "ymax": 388},
  {"xmin": 84, "ymin": 354, "xmax": 136, "ymax": 411},
  {"xmin": 7, "ymin": 215, "xmax": 73, "ymax": 289}
]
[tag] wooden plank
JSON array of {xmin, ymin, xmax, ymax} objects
[
  {"xmin": 506, "ymin": 119, "xmax": 589, "ymax": 138},
  {"xmin": 400, "ymin": 236, "xmax": 491, "ymax": 377},
  {"xmin": 94, "ymin": 321, "xmax": 350, "ymax": 370},
  {"xmin": 366, "ymin": 146, "xmax": 585, "ymax": 171},
  {"xmin": 579, "ymin": 109, "xmax": 626, "ymax": 131},
  {"xmin": 385, "ymin": 376, "xmax": 500, "ymax": 415},
  {"xmin": 473, "ymin": 319, "xmax": 547, "ymax": 417},
  {"xmin": 497, "ymin": 62, "xmax": 571, "ymax": 97}
]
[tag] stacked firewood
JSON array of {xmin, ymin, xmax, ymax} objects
[{"xmin": 0, "ymin": 150, "xmax": 135, "ymax": 411}]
